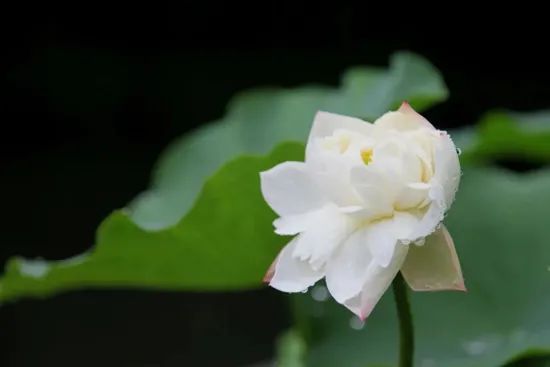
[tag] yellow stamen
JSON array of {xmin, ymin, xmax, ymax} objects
[{"xmin": 361, "ymin": 148, "xmax": 373, "ymax": 165}]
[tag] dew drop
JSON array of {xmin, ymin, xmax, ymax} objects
[
  {"xmin": 456, "ymin": 147, "xmax": 462, "ymax": 155},
  {"xmin": 349, "ymin": 316, "xmax": 365, "ymax": 330},
  {"xmin": 311, "ymin": 285, "xmax": 329, "ymax": 302}
]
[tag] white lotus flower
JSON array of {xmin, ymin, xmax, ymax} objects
[{"xmin": 260, "ymin": 102, "xmax": 465, "ymax": 320}]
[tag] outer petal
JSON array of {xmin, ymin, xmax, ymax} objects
[
  {"xmin": 409, "ymin": 183, "xmax": 446, "ymax": 240},
  {"xmin": 324, "ymin": 229, "xmax": 372, "ymax": 304},
  {"xmin": 367, "ymin": 212, "xmax": 419, "ymax": 268},
  {"xmin": 273, "ymin": 214, "xmax": 310, "ymax": 236},
  {"xmin": 306, "ymin": 111, "xmax": 372, "ymax": 162},
  {"xmin": 408, "ymin": 132, "xmax": 460, "ymax": 240},
  {"xmin": 324, "ymin": 212, "xmax": 417, "ymax": 309},
  {"xmin": 374, "ymin": 101, "xmax": 436, "ymax": 131},
  {"xmin": 343, "ymin": 243, "xmax": 409, "ymax": 320},
  {"xmin": 274, "ymin": 204, "xmax": 355, "ymax": 237},
  {"xmin": 260, "ymin": 161, "xmax": 326, "ymax": 216},
  {"xmin": 267, "ymin": 237, "xmax": 324, "ymax": 293},
  {"xmin": 291, "ymin": 205, "xmax": 355, "ymax": 270},
  {"xmin": 307, "ymin": 111, "xmax": 373, "ymax": 144},
  {"xmin": 401, "ymin": 224, "xmax": 466, "ymax": 291},
  {"xmin": 433, "ymin": 132, "xmax": 461, "ymax": 209},
  {"xmin": 395, "ymin": 182, "xmax": 431, "ymax": 211}
]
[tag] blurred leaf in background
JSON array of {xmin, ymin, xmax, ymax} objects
[
  {"xmin": 129, "ymin": 51, "xmax": 448, "ymax": 230},
  {"xmin": 0, "ymin": 51, "xmax": 447, "ymax": 300},
  {"xmin": 460, "ymin": 110, "xmax": 550, "ymax": 166},
  {"xmin": 276, "ymin": 329, "xmax": 307, "ymax": 367},
  {"xmin": 2, "ymin": 50, "xmax": 550, "ymax": 367}
]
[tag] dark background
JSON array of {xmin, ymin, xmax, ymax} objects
[{"xmin": 2, "ymin": 8, "xmax": 550, "ymax": 367}]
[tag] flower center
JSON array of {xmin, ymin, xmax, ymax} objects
[{"xmin": 360, "ymin": 148, "xmax": 373, "ymax": 165}]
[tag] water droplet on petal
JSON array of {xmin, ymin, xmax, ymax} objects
[
  {"xmin": 456, "ymin": 148, "xmax": 462, "ymax": 155},
  {"xmin": 349, "ymin": 316, "xmax": 365, "ymax": 330},
  {"xmin": 311, "ymin": 284, "xmax": 329, "ymax": 302}
]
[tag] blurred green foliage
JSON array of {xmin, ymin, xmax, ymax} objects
[
  {"xmin": 460, "ymin": 111, "xmax": 550, "ymax": 165},
  {"xmin": 2, "ymin": 51, "xmax": 550, "ymax": 366},
  {"xmin": 0, "ymin": 52, "xmax": 447, "ymax": 301}
]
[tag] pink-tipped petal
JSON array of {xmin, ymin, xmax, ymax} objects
[
  {"xmin": 268, "ymin": 236, "xmax": 324, "ymax": 293},
  {"xmin": 397, "ymin": 100, "xmax": 412, "ymax": 113},
  {"xmin": 263, "ymin": 254, "xmax": 279, "ymax": 283},
  {"xmin": 375, "ymin": 102, "xmax": 436, "ymax": 131},
  {"xmin": 324, "ymin": 222, "xmax": 410, "ymax": 319},
  {"xmin": 400, "ymin": 224, "xmax": 466, "ymax": 292},
  {"xmin": 341, "ymin": 243, "xmax": 409, "ymax": 320},
  {"xmin": 397, "ymin": 101, "xmax": 436, "ymax": 130}
]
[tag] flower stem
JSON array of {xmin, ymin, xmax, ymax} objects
[{"xmin": 392, "ymin": 272, "xmax": 414, "ymax": 367}]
